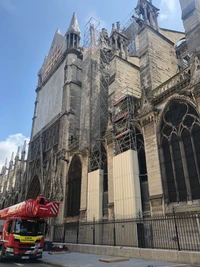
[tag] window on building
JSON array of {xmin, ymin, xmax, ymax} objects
[
  {"xmin": 161, "ymin": 100, "xmax": 200, "ymax": 203},
  {"xmin": 136, "ymin": 128, "xmax": 150, "ymax": 212},
  {"xmin": 26, "ymin": 175, "xmax": 40, "ymax": 199},
  {"xmin": 66, "ymin": 155, "xmax": 82, "ymax": 217}
]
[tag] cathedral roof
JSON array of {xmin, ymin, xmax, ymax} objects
[{"xmin": 66, "ymin": 12, "xmax": 81, "ymax": 37}]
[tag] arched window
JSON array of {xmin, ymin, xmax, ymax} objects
[
  {"xmin": 66, "ymin": 155, "xmax": 82, "ymax": 217},
  {"xmin": 26, "ymin": 175, "xmax": 40, "ymax": 199},
  {"xmin": 161, "ymin": 100, "xmax": 200, "ymax": 203}
]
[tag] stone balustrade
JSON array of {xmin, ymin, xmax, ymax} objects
[{"xmin": 153, "ymin": 67, "xmax": 191, "ymax": 98}]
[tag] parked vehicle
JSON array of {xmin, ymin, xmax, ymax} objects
[{"xmin": 0, "ymin": 196, "xmax": 59, "ymax": 260}]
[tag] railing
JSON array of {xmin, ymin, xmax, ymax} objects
[
  {"xmin": 153, "ymin": 67, "xmax": 191, "ymax": 98},
  {"xmin": 53, "ymin": 212, "xmax": 200, "ymax": 251}
]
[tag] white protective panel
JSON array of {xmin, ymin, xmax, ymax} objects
[
  {"xmin": 33, "ymin": 61, "xmax": 65, "ymax": 136},
  {"xmin": 113, "ymin": 150, "xmax": 142, "ymax": 219},
  {"xmin": 87, "ymin": 169, "xmax": 103, "ymax": 221}
]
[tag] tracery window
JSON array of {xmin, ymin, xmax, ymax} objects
[{"xmin": 161, "ymin": 100, "xmax": 200, "ymax": 203}]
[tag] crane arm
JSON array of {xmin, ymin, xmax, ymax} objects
[{"xmin": 0, "ymin": 196, "xmax": 60, "ymax": 219}]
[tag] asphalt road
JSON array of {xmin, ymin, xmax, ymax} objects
[{"xmin": 0, "ymin": 261, "xmax": 54, "ymax": 266}]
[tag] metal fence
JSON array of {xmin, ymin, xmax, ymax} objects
[{"xmin": 53, "ymin": 212, "xmax": 200, "ymax": 251}]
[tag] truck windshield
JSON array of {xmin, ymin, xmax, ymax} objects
[{"xmin": 13, "ymin": 220, "xmax": 45, "ymax": 236}]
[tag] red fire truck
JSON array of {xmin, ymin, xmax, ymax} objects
[{"xmin": 0, "ymin": 196, "xmax": 59, "ymax": 260}]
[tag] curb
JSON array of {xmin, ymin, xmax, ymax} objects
[{"xmin": 41, "ymin": 260, "xmax": 68, "ymax": 267}]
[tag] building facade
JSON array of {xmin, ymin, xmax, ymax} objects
[{"xmin": 1, "ymin": 0, "xmax": 200, "ymax": 226}]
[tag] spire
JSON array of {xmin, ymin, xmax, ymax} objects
[
  {"xmin": 66, "ymin": 12, "xmax": 81, "ymax": 37},
  {"xmin": 1, "ymin": 158, "xmax": 7, "ymax": 175},
  {"xmin": 56, "ymin": 28, "xmax": 61, "ymax": 34},
  {"xmin": 15, "ymin": 146, "xmax": 20, "ymax": 161},
  {"xmin": 21, "ymin": 140, "xmax": 26, "ymax": 161},
  {"xmin": 66, "ymin": 12, "xmax": 81, "ymax": 50},
  {"xmin": 9, "ymin": 152, "xmax": 14, "ymax": 170}
]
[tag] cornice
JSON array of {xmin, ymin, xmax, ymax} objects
[{"xmin": 152, "ymin": 78, "xmax": 191, "ymax": 105}]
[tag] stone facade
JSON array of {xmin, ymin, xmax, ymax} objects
[{"xmin": 1, "ymin": 1, "xmax": 200, "ymax": 225}]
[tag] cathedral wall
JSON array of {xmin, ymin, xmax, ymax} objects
[
  {"xmin": 180, "ymin": 0, "xmax": 200, "ymax": 54},
  {"xmin": 138, "ymin": 27, "xmax": 179, "ymax": 92},
  {"xmin": 33, "ymin": 61, "xmax": 65, "ymax": 137},
  {"xmin": 109, "ymin": 56, "xmax": 141, "ymax": 98},
  {"xmin": 147, "ymin": 29, "xmax": 178, "ymax": 90}
]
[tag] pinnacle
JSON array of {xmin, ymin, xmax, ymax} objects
[{"xmin": 66, "ymin": 12, "xmax": 81, "ymax": 36}]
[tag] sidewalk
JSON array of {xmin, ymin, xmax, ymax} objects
[{"xmin": 41, "ymin": 251, "xmax": 187, "ymax": 267}]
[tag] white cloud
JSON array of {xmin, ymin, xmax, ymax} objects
[
  {"xmin": 159, "ymin": 0, "xmax": 178, "ymax": 21},
  {"xmin": 0, "ymin": 134, "xmax": 29, "ymax": 171},
  {"xmin": 0, "ymin": 0, "xmax": 17, "ymax": 15}
]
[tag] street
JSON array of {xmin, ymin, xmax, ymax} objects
[{"xmin": 0, "ymin": 261, "xmax": 54, "ymax": 266}]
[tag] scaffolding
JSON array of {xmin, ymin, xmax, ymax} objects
[
  {"xmin": 121, "ymin": 10, "xmax": 139, "ymax": 56},
  {"xmin": 79, "ymin": 18, "xmax": 110, "ymax": 172},
  {"xmin": 112, "ymin": 88, "xmax": 139, "ymax": 156}
]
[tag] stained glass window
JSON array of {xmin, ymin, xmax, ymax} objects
[{"xmin": 161, "ymin": 100, "xmax": 200, "ymax": 203}]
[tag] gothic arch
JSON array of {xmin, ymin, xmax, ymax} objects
[
  {"xmin": 159, "ymin": 99, "xmax": 200, "ymax": 203},
  {"xmin": 66, "ymin": 155, "xmax": 82, "ymax": 217},
  {"xmin": 26, "ymin": 175, "xmax": 41, "ymax": 199},
  {"xmin": 157, "ymin": 95, "xmax": 197, "ymax": 131}
]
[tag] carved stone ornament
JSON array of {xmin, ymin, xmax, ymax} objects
[
  {"xmin": 156, "ymin": 94, "xmax": 197, "ymax": 130},
  {"xmin": 190, "ymin": 52, "xmax": 200, "ymax": 85}
]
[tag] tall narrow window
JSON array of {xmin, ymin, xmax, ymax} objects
[
  {"xmin": 136, "ymin": 128, "xmax": 150, "ymax": 212},
  {"xmin": 161, "ymin": 100, "xmax": 200, "ymax": 203},
  {"xmin": 66, "ymin": 155, "xmax": 82, "ymax": 217},
  {"xmin": 26, "ymin": 175, "xmax": 40, "ymax": 199}
]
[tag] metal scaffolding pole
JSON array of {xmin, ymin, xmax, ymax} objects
[{"xmin": 79, "ymin": 17, "xmax": 110, "ymax": 172}]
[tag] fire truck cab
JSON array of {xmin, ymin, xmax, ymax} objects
[{"xmin": 0, "ymin": 196, "xmax": 59, "ymax": 260}]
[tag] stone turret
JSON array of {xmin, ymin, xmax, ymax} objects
[
  {"xmin": 0, "ymin": 158, "xmax": 7, "ymax": 194},
  {"xmin": 110, "ymin": 21, "xmax": 128, "ymax": 58},
  {"xmin": 135, "ymin": 0, "xmax": 159, "ymax": 31},
  {"xmin": 7, "ymin": 152, "xmax": 14, "ymax": 192},
  {"xmin": 15, "ymin": 146, "xmax": 20, "ymax": 163},
  {"xmin": 21, "ymin": 140, "xmax": 26, "ymax": 161},
  {"xmin": 1, "ymin": 158, "xmax": 7, "ymax": 176},
  {"xmin": 66, "ymin": 12, "xmax": 81, "ymax": 49}
]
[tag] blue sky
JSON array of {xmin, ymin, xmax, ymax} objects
[{"xmin": 0, "ymin": 0, "xmax": 184, "ymax": 167}]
